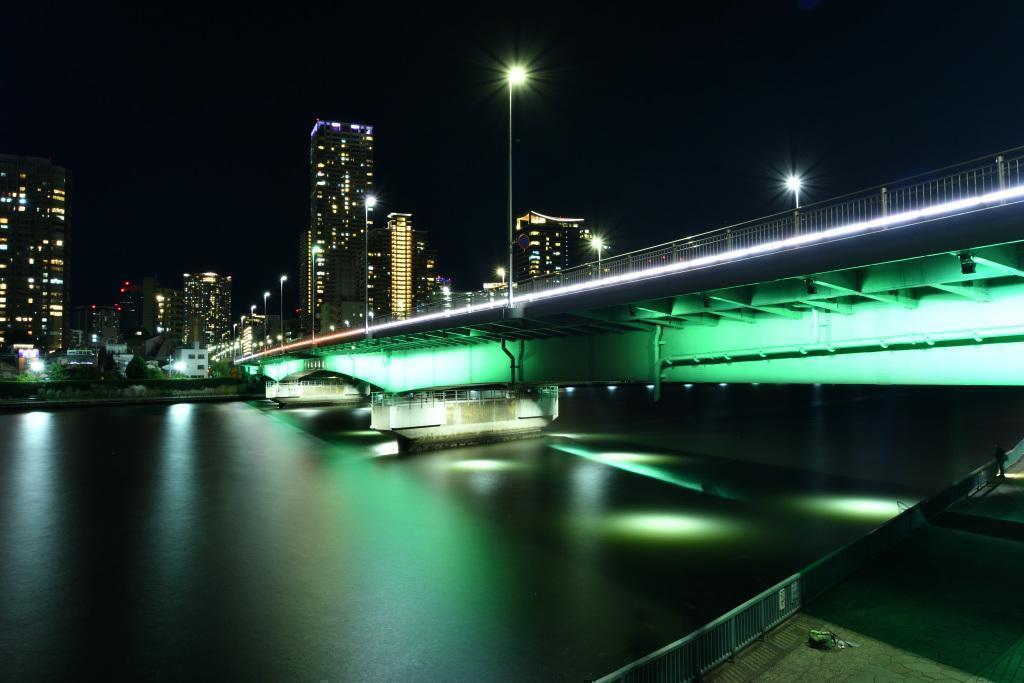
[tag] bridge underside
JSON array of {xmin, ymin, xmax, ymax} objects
[{"xmin": 257, "ymin": 239, "xmax": 1024, "ymax": 392}]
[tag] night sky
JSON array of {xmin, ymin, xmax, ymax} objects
[{"xmin": 5, "ymin": 2, "xmax": 1024, "ymax": 317}]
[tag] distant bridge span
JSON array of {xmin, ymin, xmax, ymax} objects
[{"xmin": 241, "ymin": 148, "xmax": 1024, "ymax": 393}]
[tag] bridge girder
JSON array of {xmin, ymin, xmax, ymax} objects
[{"xmin": 254, "ymin": 232, "xmax": 1024, "ymax": 390}]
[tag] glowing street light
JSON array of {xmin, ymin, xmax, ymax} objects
[
  {"xmin": 508, "ymin": 66, "xmax": 527, "ymax": 86},
  {"xmin": 785, "ymin": 174, "xmax": 802, "ymax": 209},
  {"xmin": 364, "ymin": 194, "xmax": 376, "ymax": 334},
  {"xmin": 507, "ymin": 65, "xmax": 528, "ymax": 309},
  {"xmin": 496, "ymin": 266, "xmax": 506, "ymax": 285},
  {"xmin": 263, "ymin": 291, "xmax": 271, "ymax": 342},
  {"xmin": 592, "ymin": 236, "xmax": 606, "ymax": 274}
]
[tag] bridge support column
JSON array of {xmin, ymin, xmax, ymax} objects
[
  {"xmin": 370, "ymin": 387, "xmax": 559, "ymax": 452},
  {"xmin": 651, "ymin": 325, "xmax": 664, "ymax": 402},
  {"xmin": 266, "ymin": 378, "xmax": 364, "ymax": 406}
]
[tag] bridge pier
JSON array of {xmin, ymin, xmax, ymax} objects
[
  {"xmin": 370, "ymin": 386, "xmax": 559, "ymax": 452},
  {"xmin": 266, "ymin": 369, "xmax": 366, "ymax": 407}
]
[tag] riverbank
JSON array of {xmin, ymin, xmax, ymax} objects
[
  {"xmin": 0, "ymin": 378, "xmax": 264, "ymax": 410},
  {"xmin": 704, "ymin": 454, "xmax": 1024, "ymax": 681},
  {"xmin": 0, "ymin": 393, "xmax": 265, "ymax": 410}
]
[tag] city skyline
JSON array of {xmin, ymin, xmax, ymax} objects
[
  {"xmin": 6, "ymin": 5, "xmax": 1024, "ymax": 682},
  {"xmin": 5, "ymin": 4, "xmax": 1024, "ymax": 322}
]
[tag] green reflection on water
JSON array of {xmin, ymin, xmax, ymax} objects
[
  {"xmin": 602, "ymin": 512, "xmax": 744, "ymax": 543},
  {"xmin": 789, "ymin": 495, "xmax": 902, "ymax": 521},
  {"xmin": 550, "ymin": 442, "xmax": 735, "ymax": 499},
  {"xmin": 448, "ymin": 458, "xmax": 526, "ymax": 472}
]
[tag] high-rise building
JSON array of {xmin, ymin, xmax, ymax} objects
[
  {"xmin": 71, "ymin": 304, "xmax": 120, "ymax": 347},
  {"xmin": 183, "ymin": 272, "xmax": 232, "ymax": 346},
  {"xmin": 117, "ymin": 280, "xmax": 143, "ymax": 332},
  {"xmin": 302, "ymin": 120, "xmax": 374, "ymax": 333},
  {"xmin": 155, "ymin": 289, "xmax": 185, "ymax": 338},
  {"xmin": 387, "ymin": 212, "xmax": 413, "ymax": 319},
  {"xmin": 513, "ymin": 211, "xmax": 591, "ymax": 281},
  {"xmin": 0, "ymin": 155, "xmax": 71, "ymax": 351},
  {"xmin": 413, "ymin": 229, "xmax": 438, "ymax": 312},
  {"xmin": 367, "ymin": 213, "xmax": 438, "ymax": 321},
  {"xmin": 142, "ymin": 277, "xmax": 186, "ymax": 339},
  {"xmin": 238, "ymin": 312, "xmax": 263, "ymax": 357}
]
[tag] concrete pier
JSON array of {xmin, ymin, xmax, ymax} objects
[
  {"xmin": 370, "ymin": 386, "xmax": 559, "ymax": 452},
  {"xmin": 266, "ymin": 369, "xmax": 365, "ymax": 406}
]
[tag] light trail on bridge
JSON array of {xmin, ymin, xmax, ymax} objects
[{"xmin": 236, "ymin": 178, "xmax": 1024, "ymax": 365}]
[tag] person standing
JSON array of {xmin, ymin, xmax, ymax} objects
[{"xmin": 994, "ymin": 444, "xmax": 1009, "ymax": 478}]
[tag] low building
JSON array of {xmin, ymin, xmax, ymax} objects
[
  {"xmin": 104, "ymin": 342, "xmax": 134, "ymax": 377},
  {"xmin": 168, "ymin": 343, "xmax": 209, "ymax": 377}
]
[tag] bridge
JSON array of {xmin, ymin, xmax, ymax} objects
[{"xmin": 239, "ymin": 148, "xmax": 1024, "ymax": 446}]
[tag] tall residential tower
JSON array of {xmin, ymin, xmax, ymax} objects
[
  {"xmin": 183, "ymin": 272, "xmax": 232, "ymax": 347},
  {"xmin": 302, "ymin": 120, "xmax": 374, "ymax": 333},
  {"xmin": 513, "ymin": 211, "xmax": 591, "ymax": 281},
  {"xmin": 367, "ymin": 213, "xmax": 437, "ymax": 321},
  {"xmin": 0, "ymin": 155, "xmax": 71, "ymax": 351}
]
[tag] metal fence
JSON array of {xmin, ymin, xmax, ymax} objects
[
  {"xmin": 516, "ymin": 149, "xmax": 1024, "ymax": 305},
  {"xmin": 361, "ymin": 148, "xmax": 1024, "ymax": 331},
  {"xmin": 371, "ymin": 386, "xmax": 557, "ymax": 407},
  {"xmin": 596, "ymin": 439, "xmax": 1022, "ymax": 682},
  {"xmin": 240, "ymin": 146, "xmax": 1024, "ymax": 361}
]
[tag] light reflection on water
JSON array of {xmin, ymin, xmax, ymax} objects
[{"xmin": 2, "ymin": 385, "xmax": 1023, "ymax": 681}]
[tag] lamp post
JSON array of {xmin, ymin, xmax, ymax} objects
[
  {"xmin": 592, "ymin": 236, "xmax": 605, "ymax": 275},
  {"xmin": 507, "ymin": 65, "xmax": 527, "ymax": 308},
  {"xmin": 279, "ymin": 275, "xmax": 287, "ymax": 351},
  {"xmin": 249, "ymin": 305, "xmax": 257, "ymax": 350},
  {"xmin": 364, "ymin": 194, "xmax": 376, "ymax": 334},
  {"xmin": 263, "ymin": 291, "xmax": 271, "ymax": 344},
  {"xmin": 786, "ymin": 175, "xmax": 802, "ymax": 209},
  {"xmin": 496, "ymin": 267, "xmax": 506, "ymax": 287}
]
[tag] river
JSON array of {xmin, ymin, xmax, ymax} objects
[{"xmin": 2, "ymin": 384, "xmax": 1022, "ymax": 680}]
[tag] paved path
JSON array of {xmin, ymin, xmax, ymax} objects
[
  {"xmin": 708, "ymin": 469, "xmax": 1024, "ymax": 682},
  {"xmin": 945, "ymin": 453, "xmax": 1024, "ymax": 527}
]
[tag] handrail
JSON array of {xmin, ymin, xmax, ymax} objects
[{"xmin": 238, "ymin": 146, "xmax": 1024, "ymax": 363}]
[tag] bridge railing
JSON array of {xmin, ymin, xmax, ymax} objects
[
  {"xmin": 514, "ymin": 148, "xmax": 1024, "ymax": 303},
  {"xmin": 240, "ymin": 147, "xmax": 1024, "ymax": 361}
]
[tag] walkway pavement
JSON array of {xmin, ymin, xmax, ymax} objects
[
  {"xmin": 707, "ymin": 460, "xmax": 1024, "ymax": 682},
  {"xmin": 939, "ymin": 455, "xmax": 1024, "ymax": 541}
]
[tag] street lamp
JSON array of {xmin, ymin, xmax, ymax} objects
[
  {"xmin": 364, "ymin": 194, "xmax": 377, "ymax": 334},
  {"xmin": 279, "ymin": 274, "xmax": 287, "ymax": 351},
  {"xmin": 785, "ymin": 175, "xmax": 802, "ymax": 209},
  {"xmin": 507, "ymin": 65, "xmax": 528, "ymax": 309},
  {"xmin": 263, "ymin": 291, "xmax": 271, "ymax": 343},
  {"xmin": 496, "ymin": 267, "xmax": 506, "ymax": 286},
  {"xmin": 592, "ymin": 236, "xmax": 606, "ymax": 275}
]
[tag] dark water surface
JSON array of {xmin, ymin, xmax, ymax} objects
[{"xmin": 2, "ymin": 385, "xmax": 1023, "ymax": 680}]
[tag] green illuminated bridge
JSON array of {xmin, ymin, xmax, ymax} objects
[{"xmin": 242, "ymin": 148, "xmax": 1024, "ymax": 400}]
